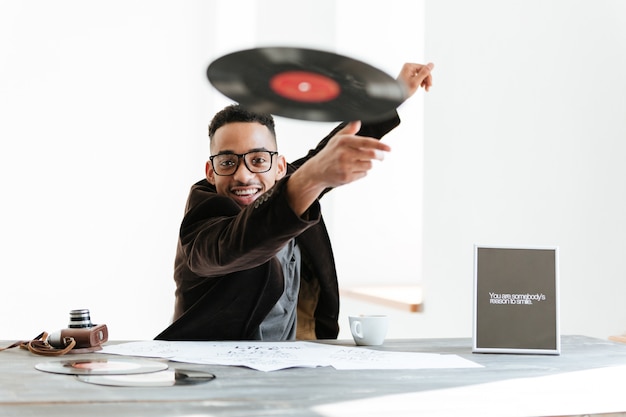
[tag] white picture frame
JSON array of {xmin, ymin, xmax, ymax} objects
[{"xmin": 473, "ymin": 245, "xmax": 560, "ymax": 355}]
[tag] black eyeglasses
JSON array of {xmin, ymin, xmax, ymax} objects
[{"xmin": 209, "ymin": 151, "xmax": 279, "ymax": 176}]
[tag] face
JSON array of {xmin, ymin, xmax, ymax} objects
[{"xmin": 206, "ymin": 122, "xmax": 286, "ymax": 208}]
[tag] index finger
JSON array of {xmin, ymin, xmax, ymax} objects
[{"xmin": 348, "ymin": 136, "xmax": 392, "ymax": 153}]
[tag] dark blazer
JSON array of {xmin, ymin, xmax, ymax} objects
[{"xmin": 155, "ymin": 114, "xmax": 400, "ymax": 341}]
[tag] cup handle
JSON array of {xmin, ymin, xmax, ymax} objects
[{"xmin": 351, "ymin": 320, "xmax": 363, "ymax": 338}]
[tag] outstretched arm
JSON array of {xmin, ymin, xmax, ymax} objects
[{"xmin": 286, "ymin": 61, "xmax": 435, "ymax": 216}]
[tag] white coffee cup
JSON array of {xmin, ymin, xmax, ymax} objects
[{"xmin": 348, "ymin": 315, "xmax": 389, "ymax": 346}]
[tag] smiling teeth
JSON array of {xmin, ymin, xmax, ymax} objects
[{"xmin": 234, "ymin": 189, "xmax": 258, "ymax": 196}]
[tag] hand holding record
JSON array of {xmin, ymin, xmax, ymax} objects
[{"xmin": 397, "ymin": 62, "xmax": 435, "ymax": 96}]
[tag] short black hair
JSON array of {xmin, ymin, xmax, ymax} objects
[{"xmin": 208, "ymin": 104, "xmax": 276, "ymax": 140}]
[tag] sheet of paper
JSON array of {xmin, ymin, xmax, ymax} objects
[
  {"xmin": 99, "ymin": 341, "xmax": 481, "ymax": 372},
  {"xmin": 324, "ymin": 346, "xmax": 483, "ymax": 370},
  {"xmin": 313, "ymin": 364, "xmax": 626, "ymax": 417}
]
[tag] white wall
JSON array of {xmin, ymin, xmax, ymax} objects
[
  {"xmin": 0, "ymin": 1, "xmax": 215, "ymax": 340},
  {"xmin": 6, "ymin": 0, "xmax": 620, "ymax": 344},
  {"xmin": 0, "ymin": 0, "xmax": 424, "ymax": 340},
  {"xmin": 419, "ymin": 0, "xmax": 626, "ymax": 339}
]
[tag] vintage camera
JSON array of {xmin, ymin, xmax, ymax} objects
[{"xmin": 47, "ymin": 309, "xmax": 108, "ymax": 349}]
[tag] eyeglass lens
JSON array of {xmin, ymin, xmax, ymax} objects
[{"xmin": 212, "ymin": 151, "xmax": 275, "ymax": 175}]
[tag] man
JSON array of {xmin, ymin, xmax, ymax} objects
[{"xmin": 156, "ymin": 62, "xmax": 434, "ymax": 341}]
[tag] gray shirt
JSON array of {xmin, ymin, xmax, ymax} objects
[{"xmin": 253, "ymin": 239, "xmax": 301, "ymax": 340}]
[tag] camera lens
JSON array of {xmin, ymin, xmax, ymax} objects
[{"xmin": 68, "ymin": 309, "xmax": 93, "ymax": 328}]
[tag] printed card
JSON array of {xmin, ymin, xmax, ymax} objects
[{"xmin": 473, "ymin": 245, "xmax": 560, "ymax": 354}]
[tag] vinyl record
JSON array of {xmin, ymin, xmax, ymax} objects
[
  {"xmin": 77, "ymin": 369, "xmax": 216, "ymax": 387},
  {"xmin": 35, "ymin": 358, "xmax": 168, "ymax": 375},
  {"xmin": 207, "ymin": 47, "xmax": 407, "ymax": 122}
]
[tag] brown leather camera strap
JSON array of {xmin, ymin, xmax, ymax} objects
[
  {"xmin": 0, "ymin": 332, "xmax": 45, "ymax": 352},
  {"xmin": 27, "ymin": 332, "xmax": 78, "ymax": 356},
  {"xmin": 0, "ymin": 340, "xmax": 29, "ymax": 352},
  {"xmin": 0, "ymin": 332, "xmax": 77, "ymax": 356}
]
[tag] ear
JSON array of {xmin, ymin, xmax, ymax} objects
[
  {"xmin": 205, "ymin": 160, "xmax": 216, "ymax": 184},
  {"xmin": 275, "ymin": 154, "xmax": 287, "ymax": 180}
]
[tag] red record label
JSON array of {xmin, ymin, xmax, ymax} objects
[{"xmin": 270, "ymin": 71, "xmax": 341, "ymax": 103}]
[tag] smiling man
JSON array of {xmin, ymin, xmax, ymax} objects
[{"xmin": 156, "ymin": 62, "xmax": 434, "ymax": 341}]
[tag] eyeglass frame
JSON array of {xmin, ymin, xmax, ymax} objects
[{"xmin": 208, "ymin": 150, "xmax": 279, "ymax": 176}]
